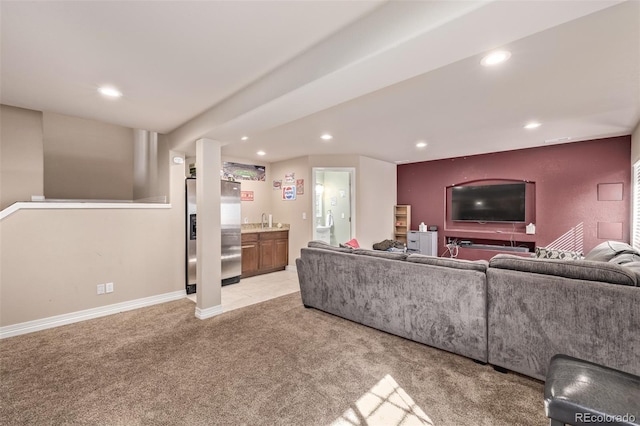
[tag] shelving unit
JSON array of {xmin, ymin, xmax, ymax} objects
[{"xmin": 394, "ymin": 205, "xmax": 411, "ymax": 244}]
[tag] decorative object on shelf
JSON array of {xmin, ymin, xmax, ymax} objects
[
  {"xmin": 419, "ymin": 222, "xmax": 427, "ymax": 232},
  {"xmin": 526, "ymin": 223, "xmax": 536, "ymax": 234}
]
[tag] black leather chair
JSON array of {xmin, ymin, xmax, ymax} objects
[{"xmin": 544, "ymin": 354, "xmax": 640, "ymax": 426}]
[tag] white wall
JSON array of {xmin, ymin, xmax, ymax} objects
[
  {"xmin": 0, "ymin": 105, "xmax": 44, "ymax": 209},
  {"xmin": 0, "ymin": 155, "xmax": 185, "ymax": 327},
  {"xmin": 270, "ymin": 156, "xmax": 311, "ymax": 264},
  {"xmin": 43, "ymin": 111, "xmax": 135, "ymax": 200},
  {"xmin": 356, "ymin": 156, "xmax": 396, "ymax": 249},
  {"xmin": 0, "ymin": 106, "xmax": 183, "ymax": 328}
]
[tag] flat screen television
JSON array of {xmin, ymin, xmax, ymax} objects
[{"xmin": 451, "ymin": 183, "xmax": 526, "ymax": 223}]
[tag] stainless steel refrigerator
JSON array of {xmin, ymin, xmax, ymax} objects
[{"xmin": 186, "ymin": 178, "xmax": 242, "ymax": 294}]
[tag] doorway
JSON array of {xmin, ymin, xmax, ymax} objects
[{"xmin": 312, "ymin": 168, "xmax": 355, "ymax": 246}]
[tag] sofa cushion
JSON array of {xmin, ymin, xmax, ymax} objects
[
  {"xmin": 308, "ymin": 240, "xmax": 353, "ymax": 253},
  {"xmin": 584, "ymin": 241, "xmax": 640, "ymax": 262},
  {"xmin": 407, "ymin": 254, "xmax": 488, "ymax": 272},
  {"xmin": 621, "ymin": 261, "xmax": 640, "ymax": 283},
  {"xmin": 609, "ymin": 252, "xmax": 640, "ymax": 265},
  {"xmin": 489, "ymin": 254, "xmax": 637, "ymax": 286},
  {"xmin": 353, "ymin": 248, "xmax": 407, "ymax": 261},
  {"xmin": 535, "ymin": 247, "xmax": 583, "ymax": 260}
]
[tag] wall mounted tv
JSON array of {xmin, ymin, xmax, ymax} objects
[{"xmin": 451, "ymin": 182, "xmax": 526, "ymax": 223}]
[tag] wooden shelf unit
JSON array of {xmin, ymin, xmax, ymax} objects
[{"xmin": 394, "ymin": 205, "xmax": 411, "ymax": 244}]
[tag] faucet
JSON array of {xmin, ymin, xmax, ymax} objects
[{"xmin": 261, "ymin": 212, "xmax": 268, "ymax": 229}]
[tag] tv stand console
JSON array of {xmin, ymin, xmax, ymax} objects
[
  {"xmin": 444, "ymin": 231, "xmax": 536, "ymax": 261},
  {"xmin": 463, "ymin": 243, "xmax": 529, "ymax": 253}
]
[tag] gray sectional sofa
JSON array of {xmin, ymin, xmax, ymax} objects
[
  {"xmin": 296, "ymin": 242, "xmax": 489, "ymax": 362},
  {"xmin": 296, "ymin": 241, "xmax": 640, "ymax": 381}
]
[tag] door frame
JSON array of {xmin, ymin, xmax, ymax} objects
[{"xmin": 311, "ymin": 167, "xmax": 356, "ymax": 245}]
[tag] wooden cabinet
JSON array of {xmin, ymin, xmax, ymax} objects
[
  {"xmin": 241, "ymin": 233, "xmax": 259, "ymax": 276},
  {"xmin": 274, "ymin": 238, "xmax": 288, "ymax": 268},
  {"xmin": 241, "ymin": 230, "xmax": 289, "ymax": 278},
  {"xmin": 394, "ymin": 205, "xmax": 411, "ymax": 244}
]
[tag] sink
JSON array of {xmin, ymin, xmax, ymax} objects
[{"xmin": 316, "ymin": 225, "xmax": 331, "ymax": 243}]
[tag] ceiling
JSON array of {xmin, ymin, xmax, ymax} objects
[{"xmin": 2, "ymin": 0, "xmax": 639, "ymax": 164}]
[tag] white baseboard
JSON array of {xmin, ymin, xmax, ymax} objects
[
  {"xmin": 285, "ymin": 265, "xmax": 297, "ymax": 272},
  {"xmin": 0, "ymin": 290, "xmax": 186, "ymax": 339},
  {"xmin": 195, "ymin": 305, "xmax": 223, "ymax": 320}
]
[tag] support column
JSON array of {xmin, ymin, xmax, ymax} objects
[{"xmin": 195, "ymin": 138, "xmax": 223, "ymax": 319}]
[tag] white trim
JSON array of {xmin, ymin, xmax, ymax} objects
[
  {"xmin": 0, "ymin": 290, "xmax": 185, "ymax": 339},
  {"xmin": 195, "ymin": 305, "xmax": 223, "ymax": 320},
  {"xmin": 0, "ymin": 202, "xmax": 171, "ymax": 220},
  {"xmin": 285, "ymin": 264, "xmax": 298, "ymax": 272}
]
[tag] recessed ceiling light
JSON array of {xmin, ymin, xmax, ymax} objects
[
  {"xmin": 320, "ymin": 134, "xmax": 333, "ymax": 141},
  {"xmin": 524, "ymin": 122, "xmax": 541, "ymax": 130},
  {"xmin": 416, "ymin": 141, "xmax": 427, "ymax": 148},
  {"xmin": 98, "ymin": 86, "xmax": 123, "ymax": 98},
  {"xmin": 481, "ymin": 50, "xmax": 511, "ymax": 67},
  {"xmin": 257, "ymin": 150, "xmax": 266, "ymax": 156},
  {"xmin": 241, "ymin": 136, "xmax": 249, "ymax": 141}
]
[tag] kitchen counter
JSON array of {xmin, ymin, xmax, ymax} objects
[{"xmin": 241, "ymin": 223, "xmax": 290, "ymax": 234}]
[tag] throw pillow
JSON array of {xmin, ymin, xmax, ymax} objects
[
  {"xmin": 341, "ymin": 238, "xmax": 360, "ymax": 249},
  {"xmin": 535, "ymin": 247, "xmax": 583, "ymax": 260}
]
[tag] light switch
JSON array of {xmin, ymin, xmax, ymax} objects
[
  {"xmin": 302, "ymin": 212, "xmax": 307, "ymax": 220},
  {"xmin": 341, "ymin": 213, "xmax": 345, "ymax": 219}
]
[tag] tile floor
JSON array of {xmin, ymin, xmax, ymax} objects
[{"xmin": 185, "ymin": 269, "xmax": 300, "ymax": 312}]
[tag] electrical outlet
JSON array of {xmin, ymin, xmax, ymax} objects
[
  {"xmin": 302, "ymin": 212, "xmax": 307, "ymax": 220},
  {"xmin": 97, "ymin": 284, "xmax": 105, "ymax": 295},
  {"xmin": 105, "ymin": 282, "xmax": 114, "ymax": 293}
]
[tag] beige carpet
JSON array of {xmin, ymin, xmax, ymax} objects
[{"xmin": 0, "ymin": 293, "xmax": 546, "ymax": 425}]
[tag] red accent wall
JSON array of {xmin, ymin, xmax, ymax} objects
[{"xmin": 397, "ymin": 136, "xmax": 631, "ymax": 257}]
